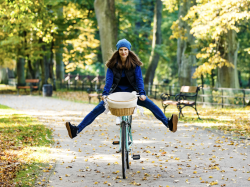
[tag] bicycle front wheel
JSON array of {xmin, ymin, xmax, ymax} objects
[
  {"xmin": 121, "ymin": 121, "xmax": 127, "ymax": 179},
  {"xmin": 126, "ymin": 116, "xmax": 132, "ymax": 169}
]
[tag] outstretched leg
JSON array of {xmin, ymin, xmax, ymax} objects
[
  {"xmin": 137, "ymin": 97, "xmax": 178, "ymax": 132},
  {"xmin": 66, "ymin": 101, "xmax": 106, "ymax": 138},
  {"xmin": 78, "ymin": 101, "xmax": 106, "ymax": 133}
]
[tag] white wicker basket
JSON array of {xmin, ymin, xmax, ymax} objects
[{"xmin": 107, "ymin": 92, "xmax": 137, "ymax": 116}]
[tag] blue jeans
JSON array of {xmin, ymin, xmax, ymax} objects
[{"xmin": 77, "ymin": 96, "xmax": 169, "ymax": 133}]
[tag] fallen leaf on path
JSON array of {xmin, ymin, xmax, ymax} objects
[{"xmin": 77, "ymin": 175, "xmax": 85, "ymax": 177}]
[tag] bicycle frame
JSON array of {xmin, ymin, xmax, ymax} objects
[{"xmin": 117, "ymin": 115, "xmax": 133, "ymax": 153}]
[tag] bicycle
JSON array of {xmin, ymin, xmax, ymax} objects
[
  {"xmin": 112, "ymin": 115, "xmax": 140, "ymax": 179},
  {"xmin": 105, "ymin": 92, "xmax": 141, "ymax": 179}
]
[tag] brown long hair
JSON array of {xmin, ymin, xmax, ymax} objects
[{"xmin": 106, "ymin": 50, "xmax": 143, "ymax": 70}]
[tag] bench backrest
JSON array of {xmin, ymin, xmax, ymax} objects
[
  {"xmin": 25, "ymin": 79, "xmax": 39, "ymax": 83},
  {"xmin": 180, "ymin": 86, "xmax": 198, "ymax": 93}
]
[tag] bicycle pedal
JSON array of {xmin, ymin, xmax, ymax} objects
[
  {"xmin": 112, "ymin": 141, "xmax": 119, "ymax": 145},
  {"xmin": 132, "ymin": 154, "xmax": 140, "ymax": 160},
  {"xmin": 128, "ymin": 141, "xmax": 132, "ymax": 145}
]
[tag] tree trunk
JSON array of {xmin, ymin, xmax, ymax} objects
[
  {"xmin": 249, "ymin": 69, "xmax": 250, "ymax": 88},
  {"xmin": 7, "ymin": 68, "xmax": 15, "ymax": 78},
  {"xmin": 16, "ymin": 57, "xmax": 25, "ymax": 86},
  {"xmin": 238, "ymin": 71, "xmax": 242, "ymax": 87},
  {"xmin": 49, "ymin": 35, "xmax": 56, "ymax": 90},
  {"xmin": 23, "ymin": 30, "xmax": 36, "ymax": 79},
  {"xmin": 211, "ymin": 69, "xmax": 215, "ymax": 87},
  {"xmin": 55, "ymin": 44, "xmax": 64, "ymax": 80},
  {"xmin": 94, "ymin": 0, "xmax": 117, "ymax": 74},
  {"xmin": 0, "ymin": 67, "xmax": 8, "ymax": 84},
  {"xmin": 144, "ymin": 0, "xmax": 162, "ymax": 85},
  {"xmin": 201, "ymin": 74, "xmax": 204, "ymax": 88},
  {"xmin": 177, "ymin": 0, "xmax": 197, "ymax": 86},
  {"xmin": 134, "ymin": 0, "xmax": 142, "ymax": 54},
  {"xmin": 217, "ymin": 30, "xmax": 239, "ymax": 88},
  {"xmin": 55, "ymin": 7, "xmax": 65, "ymax": 81},
  {"xmin": 39, "ymin": 38, "xmax": 50, "ymax": 86},
  {"xmin": 27, "ymin": 60, "xmax": 34, "ymax": 78},
  {"xmin": 142, "ymin": 0, "xmax": 155, "ymax": 39},
  {"xmin": 43, "ymin": 45, "xmax": 50, "ymax": 84}
]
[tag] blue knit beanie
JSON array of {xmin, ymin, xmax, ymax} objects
[{"xmin": 116, "ymin": 39, "xmax": 131, "ymax": 51}]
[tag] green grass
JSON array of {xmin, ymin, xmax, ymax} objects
[
  {"xmin": 0, "ymin": 104, "xmax": 12, "ymax": 109},
  {"xmin": 13, "ymin": 163, "xmax": 49, "ymax": 187},
  {"xmin": 142, "ymin": 101, "xmax": 250, "ymax": 137},
  {"xmin": 52, "ymin": 90, "xmax": 100, "ymax": 105},
  {"xmin": 52, "ymin": 94, "xmax": 99, "ymax": 105},
  {"xmin": 0, "ymin": 104, "xmax": 53, "ymax": 186}
]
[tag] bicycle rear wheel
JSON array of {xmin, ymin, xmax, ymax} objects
[{"xmin": 121, "ymin": 121, "xmax": 127, "ymax": 179}]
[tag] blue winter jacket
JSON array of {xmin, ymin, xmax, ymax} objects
[{"xmin": 102, "ymin": 65, "xmax": 146, "ymax": 96}]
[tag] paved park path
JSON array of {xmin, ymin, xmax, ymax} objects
[{"xmin": 0, "ymin": 95, "xmax": 249, "ymax": 187}]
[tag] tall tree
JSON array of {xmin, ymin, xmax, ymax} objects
[
  {"xmin": 144, "ymin": 0, "xmax": 162, "ymax": 85},
  {"xmin": 16, "ymin": 30, "xmax": 26, "ymax": 86},
  {"xmin": 217, "ymin": 31, "xmax": 240, "ymax": 88},
  {"xmin": 116, "ymin": 0, "xmax": 154, "ymax": 70},
  {"xmin": 16, "ymin": 57, "xmax": 25, "ymax": 86},
  {"xmin": 172, "ymin": 0, "xmax": 197, "ymax": 86},
  {"xmin": 49, "ymin": 34, "xmax": 57, "ymax": 90},
  {"xmin": 61, "ymin": 1, "xmax": 100, "ymax": 73},
  {"xmin": 94, "ymin": 0, "xmax": 117, "ymax": 74},
  {"xmin": 134, "ymin": 0, "xmax": 142, "ymax": 54},
  {"xmin": 0, "ymin": 68, "xmax": 8, "ymax": 84},
  {"xmin": 181, "ymin": 0, "xmax": 250, "ymax": 88},
  {"xmin": 154, "ymin": 10, "xmax": 179, "ymax": 85},
  {"xmin": 55, "ymin": 7, "xmax": 65, "ymax": 81}
]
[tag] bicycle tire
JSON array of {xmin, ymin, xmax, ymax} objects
[
  {"xmin": 126, "ymin": 116, "xmax": 132, "ymax": 169},
  {"xmin": 121, "ymin": 121, "xmax": 126, "ymax": 179},
  {"xmin": 126, "ymin": 127, "xmax": 130, "ymax": 169}
]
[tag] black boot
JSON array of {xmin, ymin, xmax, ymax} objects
[
  {"xmin": 168, "ymin": 114, "xmax": 178, "ymax": 132},
  {"xmin": 65, "ymin": 122, "xmax": 78, "ymax": 139}
]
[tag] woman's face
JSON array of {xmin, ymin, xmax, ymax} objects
[{"xmin": 119, "ymin": 47, "xmax": 129, "ymax": 60}]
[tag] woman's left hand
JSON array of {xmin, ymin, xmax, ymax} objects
[{"xmin": 139, "ymin": 95, "xmax": 146, "ymax": 101}]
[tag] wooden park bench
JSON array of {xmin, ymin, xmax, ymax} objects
[
  {"xmin": 17, "ymin": 79, "xmax": 40, "ymax": 95},
  {"xmin": 161, "ymin": 86, "xmax": 201, "ymax": 119}
]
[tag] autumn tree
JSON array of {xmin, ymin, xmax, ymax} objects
[
  {"xmin": 0, "ymin": 0, "xmax": 100, "ymax": 87},
  {"xmin": 144, "ymin": 0, "xmax": 162, "ymax": 85},
  {"xmin": 180, "ymin": 0, "xmax": 250, "ymax": 88},
  {"xmin": 163, "ymin": 0, "xmax": 197, "ymax": 86},
  {"xmin": 55, "ymin": 7, "xmax": 65, "ymax": 81},
  {"xmin": 94, "ymin": 0, "xmax": 117, "ymax": 73}
]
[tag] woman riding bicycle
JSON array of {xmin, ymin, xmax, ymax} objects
[{"xmin": 66, "ymin": 39, "xmax": 178, "ymax": 139}]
